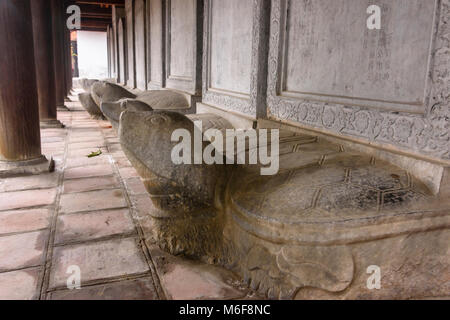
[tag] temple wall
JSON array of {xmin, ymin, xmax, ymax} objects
[
  {"xmin": 209, "ymin": 0, "xmax": 252, "ymax": 95},
  {"xmin": 135, "ymin": 0, "xmax": 147, "ymax": 90},
  {"xmin": 164, "ymin": 0, "xmax": 203, "ymax": 95},
  {"xmin": 146, "ymin": 0, "xmax": 165, "ymax": 89},
  {"xmin": 266, "ymin": 0, "xmax": 450, "ymax": 162},
  {"xmin": 201, "ymin": 0, "xmax": 270, "ymax": 119},
  {"xmin": 108, "ymin": 0, "xmax": 450, "ymax": 162},
  {"xmin": 125, "ymin": 0, "xmax": 136, "ymax": 88},
  {"xmin": 117, "ymin": 17, "xmax": 127, "ymax": 85},
  {"xmin": 107, "ymin": 21, "xmax": 117, "ymax": 80}
]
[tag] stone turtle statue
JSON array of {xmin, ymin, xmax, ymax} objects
[
  {"xmin": 79, "ymin": 78, "xmax": 99, "ymax": 92},
  {"xmin": 118, "ymin": 109, "xmax": 450, "ymax": 300},
  {"xmin": 91, "ymin": 81, "xmax": 136, "ymax": 108},
  {"xmin": 101, "ymin": 90, "xmax": 192, "ymax": 132},
  {"xmin": 78, "ymin": 92, "xmax": 105, "ymax": 120}
]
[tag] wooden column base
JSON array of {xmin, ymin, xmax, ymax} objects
[
  {"xmin": 57, "ymin": 105, "xmax": 70, "ymax": 111},
  {"xmin": 40, "ymin": 120, "xmax": 65, "ymax": 129},
  {"xmin": 0, "ymin": 156, "xmax": 54, "ymax": 177}
]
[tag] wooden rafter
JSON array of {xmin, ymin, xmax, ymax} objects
[{"xmin": 70, "ymin": 0, "xmax": 125, "ymax": 31}]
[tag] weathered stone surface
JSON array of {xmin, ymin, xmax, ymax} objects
[
  {"xmin": 0, "ymin": 231, "xmax": 48, "ymax": 272},
  {"xmin": 101, "ymin": 99, "xmax": 153, "ymax": 131},
  {"xmin": 137, "ymin": 90, "xmax": 190, "ymax": 111},
  {"xmin": 0, "ymin": 188, "xmax": 57, "ymax": 211},
  {"xmin": 63, "ymin": 176, "xmax": 120, "ymax": 194},
  {"xmin": 48, "ymin": 278, "xmax": 158, "ymax": 300},
  {"xmin": 91, "ymin": 81, "xmax": 136, "ymax": 108},
  {"xmin": 295, "ymin": 230, "xmax": 450, "ymax": 300},
  {"xmin": 0, "ymin": 172, "xmax": 59, "ymax": 192},
  {"xmin": 0, "ymin": 209, "xmax": 50, "ymax": 235},
  {"xmin": 64, "ymin": 164, "xmax": 114, "ymax": 180},
  {"xmin": 267, "ymin": 0, "xmax": 450, "ymax": 161},
  {"xmin": 78, "ymin": 92, "xmax": 105, "ymax": 120},
  {"xmin": 119, "ymin": 110, "xmax": 233, "ymax": 258},
  {"xmin": 100, "ymin": 90, "xmax": 190, "ymax": 131},
  {"xmin": 80, "ymin": 79, "xmax": 99, "ymax": 92},
  {"xmin": 120, "ymin": 109, "xmax": 450, "ymax": 299},
  {"xmin": 150, "ymin": 247, "xmax": 247, "ymax": 300},
  {"xmin": 0, "ymin": 268, "xmax": 40, "ymax": 300},
  {"xmin": 49, "ymin": 237, "xmax": 149, "ymax": 288},
  {"xmin": 98, "ymin": 0, "xmax": 450, "ymax": 300},
  {"xmin": 124, "ymin": 177, "xmax": 148, "ymax": 195},
  {"xmin": 55, "ymin": 209, "xmax": 135, "ymax": 244},
  {"xmin": 59, "ymin": 189, "xmax": 127, "ymax": 214}
]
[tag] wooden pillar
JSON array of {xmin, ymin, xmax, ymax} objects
[
  {"xmin": 51, "ymin": 0, "xmax": 67, "ymax": 109},
  {"xmin": 63, "ymin": 16, "xmax": 72, "ymax": 99},
  {"xmin": 0, "ymin": 0, "xmax": 51, "ymax": 174},
  {"xmin": 30, "ymin": 0, "xmax": 63, "ymax": 127},
  {"xmin": 71, "ymin": 32, "xmax": 79, "ymax": 78}
]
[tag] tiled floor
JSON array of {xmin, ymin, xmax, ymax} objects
[{"xmin": 0, "ymin": 92, "xmax": 252, "ymax": 300}]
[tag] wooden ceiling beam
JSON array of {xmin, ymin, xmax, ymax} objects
[{"xmin": 74, "ymin": 0, "xmax": 125, "ymax": 7}]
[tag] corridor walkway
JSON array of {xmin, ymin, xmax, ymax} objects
[{"xmin": 0, "ymin": 92, "xmax": 252, "ymax": 300}]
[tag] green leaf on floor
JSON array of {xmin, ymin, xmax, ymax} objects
[{"xmin": 87, "ymin": 150, "xmax": 102, "ymax": 158}]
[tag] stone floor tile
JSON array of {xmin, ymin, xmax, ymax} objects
[
  {"xmin": 68, "ymin": 141, "xmax": 106, "ymax": 150},
  {"xmin": 55, "ymin": 209, "xmax": 135, "ymax": 244},
  {"xmin": 107, "ymin": 144, "xmax": 123, "ymax": 154},
  {"xmin": 0, "ymin": 189, "xmax": 57, "ymax": 211},
  {"xmin": 0, "ymin": 172, "xmax": 59, "ymax": 192},
  {"xmin": 113, "ymin": 157, "xmax": 132, "ymax": 168},
  {"xmin": 49, "ymin": 154, "xmax": 64, "ymax": 165},
  {"xmin": 48, "ymin": 277, "xmax": 158, "ymax": 300},
  {"xmin": 0, "ymin": 268, "xmax": 41, "ymax": 300},
  {"xmin": 124, "ymin": 178, "xmax": 147, "ymax": 195},
  {"xmin": 70, "ymin": 123, "xmax": 99, "ymax": 129},
  {"xmin": 41, "ymin": 142, "xmax": 65, "ymax": 150},
  {"xmin": 69, "ymin": 132, "xmax": 103, "ymax": 139},
  {"xmin": 60, "ymin": 189, "xmax": 127, "ymax": 214},
  {"xmin": 99, "ymin": 124, "xmax": 113, "ymax": 130},
  {"xmin": 0, "ymin": 231, "xmax": 48, "ymax": 272},
  {"xmin": 118, "ymin": 167, "xmax": 139, "ymax": 179},
  {"xmin": 63, "ymin": 176, "xmax": 120, "ymax": 194},
  {"xmin": 103, "ymin": 130, "xmax": 116, "ymax": 138},
  {"xmin": 110, "ymin": 151, "xmax": 127, "ymax": 159},
  {"xmin": 150, "ymin": 247, "xmax": 247, "ymax": 300},
  {"xmin": 131, "ymin": 195, "xmax": 154, "ymax": 216},
  {"xmin": 65, "ymin": 155, "xmax": 111, "ymax": 169},
  {"xmin": 106, "ymin": 137, "xmax": 120, "ymax": 144},
  {"xmin": 41, "ymin": 150, "xmax": 64, "ymax": 159},
  {"xmin": 40, "ymin": 131, "xmax": 66, "ymax": 138},
  {"xmin": 70, "ymin": 128, "xmax": 101, "ymax": 134},
  {"xmin": 68, "ymin": 147, "xmax": 108, "ymax": 158},
  {"xmin": 68, "ymin": 136, "xmax": 104, "ymax": 143},
  {"xmin": 0, "ymin": 209, "xmax": 51, "ymax": 235},
  {"xmin": 64, "ymin": 164, "xmax": 114, "ymax": 180},
  {"xmin": 41, "ymin": 136, "xmax": 65, "ymax": 144},
  {"xmin": 49, "ymin": 237, "xmax": 149, "ymax": 289}
]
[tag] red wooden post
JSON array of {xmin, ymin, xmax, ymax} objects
[
  {"xmin": 31, "ymin": 0, "xmax": 64, "ymax": 128},
  {"xmin": 0, "ymin": 0, "xmax": 52, "ymax": 175},
  {"xmin": 51, "ymin": 0, "xmax": 68, "ymax": 109}
]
